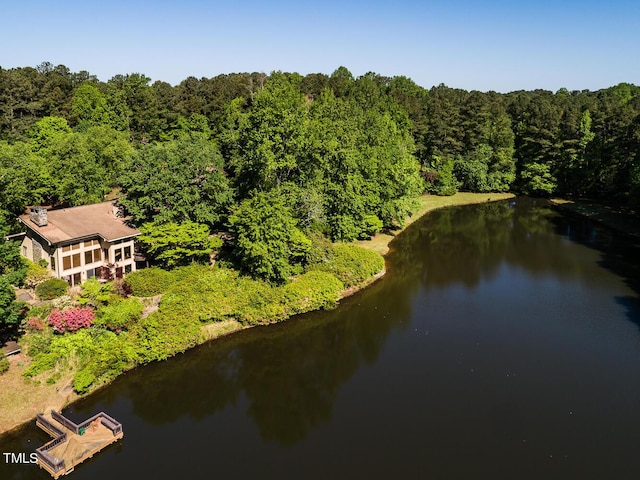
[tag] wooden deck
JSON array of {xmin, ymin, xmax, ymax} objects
[{"xmin": 35, "ymin": 410, "xmax": 123, "ymax": 478}]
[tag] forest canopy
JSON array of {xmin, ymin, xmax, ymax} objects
[{"xmin": 0, "ymin": 62, "xmax": 639, "ymax": 289}]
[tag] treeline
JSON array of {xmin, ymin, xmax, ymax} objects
[{"xmin": 1, "ymin": 63, "xmax": 640, "ymax": 257}]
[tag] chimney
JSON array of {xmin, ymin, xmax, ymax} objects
[{"xmin": 30, "ymin": 207, "xmax": 48, "ymax": 227}]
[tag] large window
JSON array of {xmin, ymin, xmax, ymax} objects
[
  {"xmin": 62, "ymin": 253, "xmax": 81, "ymax": 270},
  {"xmin": 84, "ymin": 248, "xmax": 101, "ymax": 265}
]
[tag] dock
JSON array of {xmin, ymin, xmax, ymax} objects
[{"xmin": 35, "ymin": 410, "xmax": 123, "ymax": 478}]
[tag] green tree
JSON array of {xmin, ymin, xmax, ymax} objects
[
  {"xmin": 138, "ymin": 221, "xmax": 221, "ymax": 269},
  {"xmin": 224, "ymin": 72, "xmax": 308, "ymax": 196},
  {"xmin": 70, "ymin": 82, "xmax": 110, "ymax": 129},
  {"xmin": 229, "ymin": 190, "xmax": 311, "ymax": 283},
  {"xmin": 0, "ymin": 277, "xmax": 24, "ymax": 329},
  {"xmin": 0, "ymin": 141, "xmax": 51, "ymax": 215},
  {"xmin": 118, "ymin": 137, "xmax": 232, "ymax": 226}
]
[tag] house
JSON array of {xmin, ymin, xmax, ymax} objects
[{"xmin": 18, "ymin": 201, "xmax": 141, "ymax": 286}]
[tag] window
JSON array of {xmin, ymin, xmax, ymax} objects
[
  {"xmin": 124, "ymin": 264, "xmax": 132, "ymax": 274},
  {"xmin": 22, "ymin": 245, "xmax": 27, "ymax": 256},
  {"xmin": 84, "ymin": 239, "xmax": 100, "ymax": 248},
  {"xmin": 62, "ymin": 243, "xmax": 80, "ymax": 252},
  {"xmin": 86, "ymin": 268, "xmax": 95, "ymax": 279},
  {"xmin": 84, "ymin": 248, "xmax": 101, "ymax": 265},
  {"xmin": 51, "ymin": 257, "xmax": 56, "ymax": 271},
  {"xmin": 113, "ymin": 244, "xmax": 132, "ymax": 262},
  {"xmin": 62, "ymin": 253, "xmax": 81, "ymax": 270}
]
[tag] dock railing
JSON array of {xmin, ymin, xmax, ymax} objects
[
  {"xmin": 35, "ymin": 414, "xmax": 66, "ymax": 475},
  {"xmin": 50, "ymin": 410, "xmax": 123, "ymax": 437}
]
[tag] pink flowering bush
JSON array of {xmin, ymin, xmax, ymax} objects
[
  {"xmin": 26, "ymin": 317, "xmax": 46, "ymax": 332},
  {"xmin": 48, "ymin": 307, "xmax": 95, "ymax": 333}
]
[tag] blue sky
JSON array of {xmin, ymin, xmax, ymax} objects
[{"xmin": 1, "ymin": 0, "xmax": 638, "ymax": 92}]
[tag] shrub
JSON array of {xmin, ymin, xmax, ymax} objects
[
  {"xmin": 73, "ymin": 368, "xmax": 95, "ymax": 394},
  {"xmin": 95, "ymin": 298, "xmax": 143, "ymax": 332},
  {"xmin": 310, "ymin": 244, "xmax": 384, "ymax": 288},
  {"xmin": 48, "ymin": 307, "xmax": 95, "ymax": 333},
  {"xmin": 0, "ymin": 357, "xmax": 9, "ymax": 375},
  {"xmin": 281, "ymin": 271, "xmax": 344, "ymax": 314},
  {"xmin": 124, "ymin": 268, "xmax": 175, "ymax": 296},
  {"xmin": 26, "ymin": 316, "xmax": 46, "ymax": 332},
  {"xmin": 24, "ymin": 260, "xmax": 52, "ymax": 288},
  {"xmin": 78, "ymin": 278, "xmax": 113, "ymax": 307},
  {"xmin": 35, "ymin": 278, "xmax": 69, "ymax": 300}
]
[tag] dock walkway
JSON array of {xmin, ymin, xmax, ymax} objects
[{"xmin": 35, "ymin": 410, "xmax": 123, "ymax": 478}]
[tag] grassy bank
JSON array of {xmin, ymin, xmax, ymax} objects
[
  {"xmin": 0, "ymin": 192, "xmax": 513, "ymax": 435},
  {"xmin": 355, "ymin": 192, "xmax": 515, "ymax": 255}
]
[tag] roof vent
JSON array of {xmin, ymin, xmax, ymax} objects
[{"xmin": 30, "ymin": 207, "xmax": 48, "ymax": 227}]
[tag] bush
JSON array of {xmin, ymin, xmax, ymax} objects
[
  {"xmin": 281, "ymin": 271, "xmax": 344, "ymax": 314},
  {"xmin": 36, "ymin": 278, "xmax": 69, "ymax": 300},
  {"xmin": 26, "ymin": 316, "xmax": 46, "ymax": 332},
  {"xmin": 24, "ymin": 260, "xmax": 52, "ymax": 288},
  {"xmin": 95, "ymin": 298, "xmax": 143, "ymax": 332},
  {"xmin": 24, "ymin": 329, "xmax": 97, "ymax": 377},
  {"xmin": 124, "ymin": 268, "xmax": 175, "ymax": 296},
  {"xmin": 310, "ymin": 244, "xmax": 384, "ymax": 288},
  {"xmin": 0, "ymin": 357, "xmax": 9, "ymax": 375},
  {"xmin": 48, "ymin": 307, "xmax": 95, "ymax": 333},
  {"xmin": 78, "ymin": 278, "xmax": 114, "ymax": 307},
  {"xmin": 73, "ymin": 368, "xmax": 95, "ymax": 394}
]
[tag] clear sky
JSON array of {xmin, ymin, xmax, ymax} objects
[{"xmin": 1, "ymin": 0, "xmax": 638, "ymax": 92}]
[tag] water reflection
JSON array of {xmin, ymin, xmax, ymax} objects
[
  {"xmin": 72, "ymin": 274, "xmax": 407, "ymax": 446},
  {"xmin": 3, "ymin": 197, "xmax": 640, "ymax": 480}
]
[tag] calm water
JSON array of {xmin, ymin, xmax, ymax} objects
[{"xmin": 3, "ymin": 198, "xmax": 640, "ymax": 479}]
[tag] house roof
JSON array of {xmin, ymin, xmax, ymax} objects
[{"xmin": 19, "ymin": 201, "xmax": 140, "ymax": 245}]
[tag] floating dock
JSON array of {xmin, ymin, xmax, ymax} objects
[{"xmin": 35, "ymin": 410, "xmax": 123, "ymax": 478}]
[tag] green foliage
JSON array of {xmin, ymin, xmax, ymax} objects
[
  {"xmin": 281, "ymin": 271, "xmax": 344, "ymax": 314},
  {"xmin": 118, "ymin": 137, "xmax": 232, "ymax": 226},
  {"xmin": 520, "ymin": 162, "xmax": 556, "ymax": 196},
  {"xmin": 424, "ymin": 156, "xmax": 459, "ymax": 196},
  {"xmin": 70, "ymin": 83, "xmax": 110, "ymax": 128},
  {"xmin": 0, "ymin": 141, "xmax": 51, "ymax": 216},
  {"xmin": 24, "ymin": 328, "xmax": 97, "ymax": 377},
  {"xmin": 124, "ymin": 267, "xmax": 175, "ymax": 296},
  {"xmin": 78, "ymin": 278, "xmax": 113, "ymax": 307},
  {"xmin": 72, "ymin": 368, "xmax": 95, "ymax": 393},
  {"xmin": 35, "ymin": 278, "xmax": 69, "ymax": 300},
  {"xmin": 229, "ymin": 190, "xmax": 311, "ymax": 283},
  {"xmin": 0, "ymin": 277, "xmax": 24, "ymax": 327},
  {"xmin": 310, "ymin": 244, "xmax": 384, "ymax": 288},
  {"xmin": 95, "ymin": 298, "xmax": 143, "ymax": 332},
  {"xmin": 138, "ymin": 221, "xmax": 222, "ymax": 269},
  {"xmin": 0, "ymin": 357, "xmax": 9, "ymax": 375},
  {"xmin": 306, "ymin": 232, "xmax": 335, "ymax": 267},
  {"xmin": 72, "ymin": 331, "xmax": 138, "ymax": 392},
  {"xmin": 0, "ymin": 216, "xmax": 27, "ymax": 286}
]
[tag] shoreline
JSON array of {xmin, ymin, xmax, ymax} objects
[
  {"xmin": 0, "ymin": 192, "xmax": 514, "ymax": 437},
  {"xmin": 550, "ymin": 197, "xmax": 640, "ymax": 239}
]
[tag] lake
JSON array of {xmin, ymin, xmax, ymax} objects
[{"xmin": 2, "ymin": 197, "xmax": 640, "ymax": 479}]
